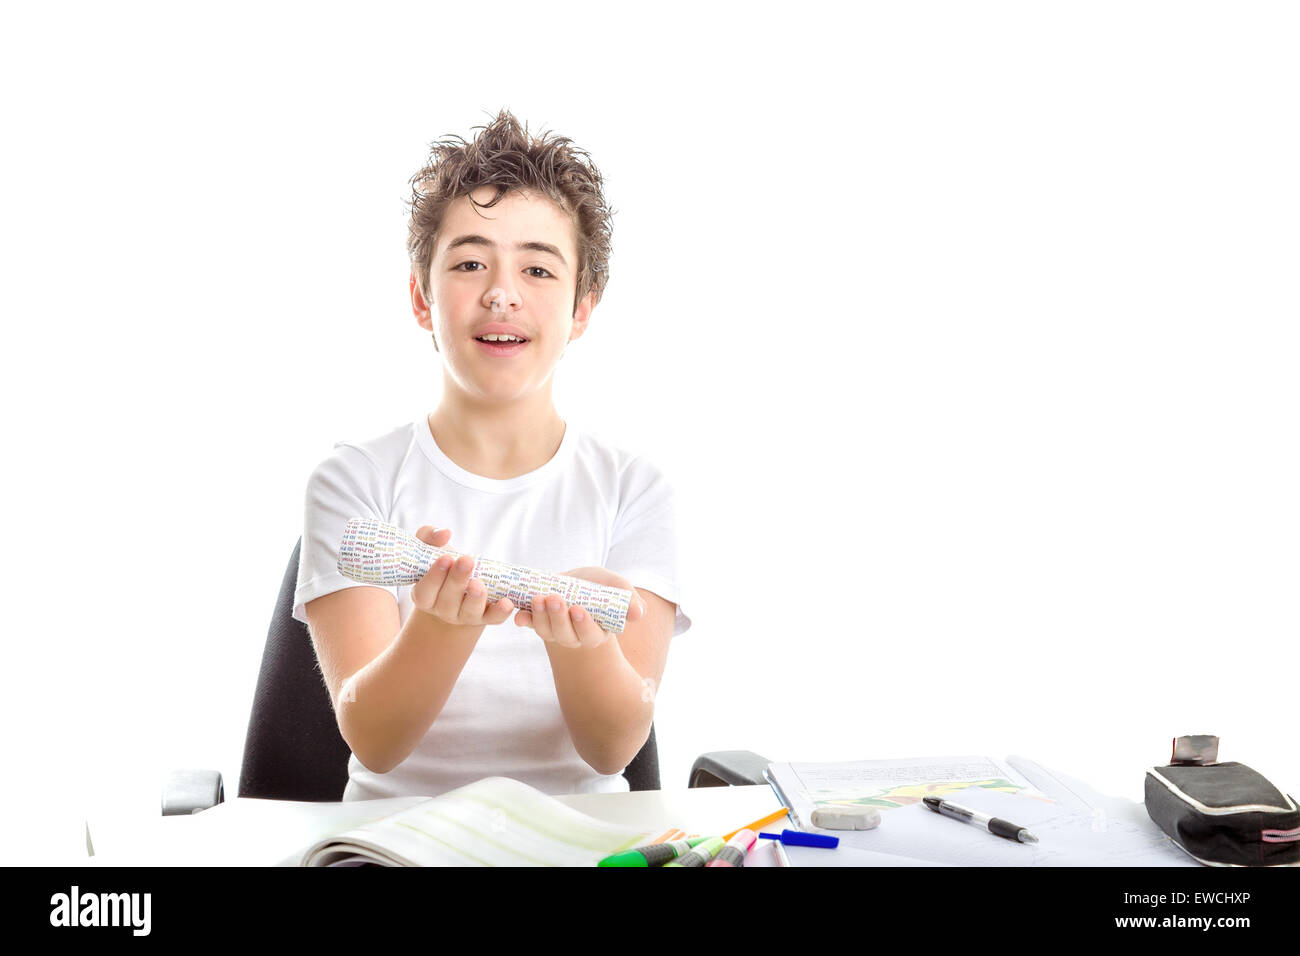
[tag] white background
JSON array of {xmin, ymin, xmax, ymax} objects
[{"xmin": 2, "ymin": 1, "xmax": 1295, "ymax": 865}]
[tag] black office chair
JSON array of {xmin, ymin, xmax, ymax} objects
[{"xmin": 164, "ymin": 541, "xmax": 766, "ymax": 814}]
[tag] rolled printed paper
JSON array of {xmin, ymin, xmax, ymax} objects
[{"xmin": 336, "ymin": 517, "xmax": 634, "ymax": 634}]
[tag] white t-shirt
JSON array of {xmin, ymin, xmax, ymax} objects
[{"xmin": 292, "ymin": 417, "xmax": 691, "ymax": 801}]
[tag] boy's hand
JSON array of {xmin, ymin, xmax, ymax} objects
[
  {"xmin": 514, "ymin": 567, "xmax": 647, "ymax": 650},
  {"xmin": 409, "ymin": 526, "xmax": 515, "ymax": 628}
]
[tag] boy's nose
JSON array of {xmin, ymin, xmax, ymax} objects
[{"xmin": 483, "ymin": 285, "xmax": 521, "ymax": 313}]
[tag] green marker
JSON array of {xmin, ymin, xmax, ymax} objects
[
  {"xmin": 663, "ymin": 836, "xmax": 725, "ymax": 868},
  {"xmin": 599, "ymin": 836, "xmax": 708, "ymax": 867}
]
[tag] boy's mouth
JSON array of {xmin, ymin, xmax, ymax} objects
[{"xmin": 474, "ymin": 334, "xmax": 529, "ymax": 355}]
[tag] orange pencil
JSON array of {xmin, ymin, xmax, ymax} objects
[{"xmin": 724, "ymin": 807, "xmax": 790, "ymax": 842}]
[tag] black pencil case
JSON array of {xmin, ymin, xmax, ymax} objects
[{"xmin": 1145, "ymin": 760, "xmax": 1300, "ymax": 866}]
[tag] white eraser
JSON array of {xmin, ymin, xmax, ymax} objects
[{"xmin": 812, "ymin": 805, "xmax": 882, "ymax": 831}]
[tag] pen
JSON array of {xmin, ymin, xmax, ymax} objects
[{"xmin": 922, "ymin": 796, "xmax": 1038, "ymax": 844}]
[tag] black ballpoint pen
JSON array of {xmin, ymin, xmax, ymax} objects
[{"xmin": 922, "ymin": 795, "xmax": 1039, "ymax": 844}]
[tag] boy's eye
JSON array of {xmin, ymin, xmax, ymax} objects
[{"xmin": 455, "ymin": 262, "xmax": 551, "ymax": 278}]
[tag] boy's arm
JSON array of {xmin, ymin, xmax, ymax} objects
[
  {"xmin": 305, "ymin": 589, "xmax": 484, "ymax": 775},
  {"xmin": 536, "ymin": 586, "xmax": 677, "ymax": 776},
  {"xmin": 304, "ymin": 527, "xmax": 511, "ymax": 775}
]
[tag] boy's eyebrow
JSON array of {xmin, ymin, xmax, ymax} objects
[{"xmin": 444, "ymin": 234, "xmax": 568, "ymax": 266}]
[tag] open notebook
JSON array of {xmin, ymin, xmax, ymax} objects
[{"xmin": 298, "ymin": 776, "xmax": 653, "ymax": 867}]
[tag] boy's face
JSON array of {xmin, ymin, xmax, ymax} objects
[{"xmin": 412, "ymin": 186, "xmax": 594, "ymax": 405}]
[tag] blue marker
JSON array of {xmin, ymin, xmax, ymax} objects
[{"xmin": 758, "ymin": 829, "xmax": 839, "ymax": 849}]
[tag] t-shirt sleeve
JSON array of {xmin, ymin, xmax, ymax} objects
[
  {"xmin": 292, "ymin": 444, "xmax": 399, "ymax": 625},
  {"xmin": 604, "ymin": 457, "xmax": 691, "ymax": 637}
]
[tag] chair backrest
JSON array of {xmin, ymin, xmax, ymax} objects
[{"xmin": 238, "ymin": 540, "xmax": 660, "ymax": 799}]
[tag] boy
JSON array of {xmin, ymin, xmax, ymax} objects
[{"xmin": 291, "ymin": 110, "xmax": 689, "ymax": 800}]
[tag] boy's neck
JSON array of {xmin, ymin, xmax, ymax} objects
[{"xmin": 426, "ymin": 392, "xmax": 566, "ymax": 480}]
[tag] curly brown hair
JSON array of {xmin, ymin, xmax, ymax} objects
[{"xmin": 406, "ymin": 109, "xmax": 614, "ymax": 316}]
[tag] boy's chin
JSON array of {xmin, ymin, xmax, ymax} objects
[{"xmin": 455, "ymin": 378, "xmax": 546, "ymax": 405}]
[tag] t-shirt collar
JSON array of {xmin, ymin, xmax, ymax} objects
[{"xmin": 415, "ymin": 415, "xmax": 576, "ymax": 494}]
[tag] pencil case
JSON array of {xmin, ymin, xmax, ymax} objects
[{"xmin": 1145, "ymin": 737, "xmax": 1300, "ymax": 867}]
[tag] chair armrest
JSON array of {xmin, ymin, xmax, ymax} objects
[
  {"xmin": 162, "ymin": 769, "xmax": 225, "ymax": 816},
  {"xmin": 688, "ymin": 750, "xmax": 772, "ymax": 788}
]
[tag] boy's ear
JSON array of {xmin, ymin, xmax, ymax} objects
[
  {"xmin": 411, "ymin": 274, "xmax": 440, "ymax": 353},
  {"xmin": 410, "ymin": 274, "xmax": 433, "ymax": 330},
  {"xmin": 568, "ymin": 289, "xmax": 596, "ymax": 342}
]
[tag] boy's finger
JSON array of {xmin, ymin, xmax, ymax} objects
[
  {"xmin": 530, "ymin": 594, "xmax": 552, "ymax": 641},
  {"xmin": 484, "ymin": 597, "xmax": 513, "ymax": 625},
  {"xmin": 461, "ymin": 579, "xmax": 487, "ymax": 620},
  {"xmin": 544, "ymin": 595, "xmax": 580, "ymax": 648},
  {"xmin": 412, "ymin": 554, "xmax": 453, "ymax": 608},
  {"xmin": 432, "ymin": 556, "xmax": 472, "ymax": 619},
  {"xmin": 569, "ymin": 605, "xmax": 606, "ymax": 648},
  {"xmin": 415, "ymin": 525, "xmax": 453, "ymax": 548}
]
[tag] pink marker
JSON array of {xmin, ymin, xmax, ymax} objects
[{"xmin": 706, "ymin": 829, "xmax": 758, "ymax": 867}]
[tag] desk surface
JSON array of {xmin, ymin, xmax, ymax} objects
[
  {"xmin": 85, "ymin": 778, "xmax": 1189, "ymax": 867},
  {"xmin": 84, "ymin": 784, "xmax": 790, "ymax": 867}
]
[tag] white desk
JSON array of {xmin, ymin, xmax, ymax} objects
[{"xmin": 83, "ymin": 784, "xmax": 791, "ymax": 867}]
